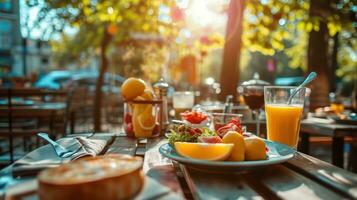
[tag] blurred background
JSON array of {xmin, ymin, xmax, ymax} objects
[
  {"xmin": 0, "ymin": 0, "xmax": 356, "ymax": 170},
  {"xmin": 0, "ymin": 0, "xmax": 356, "ymax": 132}
]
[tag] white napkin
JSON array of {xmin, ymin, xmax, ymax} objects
[
  {"xmin": 71, "ymin": 136, "xmax": 107, "ymax": 160},
  {"xmin": 12, "ymin": 136, "xmax": 111, "ymax": 177}
]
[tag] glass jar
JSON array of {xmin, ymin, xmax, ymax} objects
[{"xmin": 123, "ymin": 100, "xmax": 161, "ymax": 138}]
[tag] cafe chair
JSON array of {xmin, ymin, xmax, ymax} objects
[
  {"xmin": 0, "ymin": 88, "xmax": 67, "ymax": 163},
  {"xmin": 66, "ymin": 86, "xmax": 93, "ymax": 134},
  {"xmin": 0, "ymin": 107, "xmax": 51, "ymax": 163}
]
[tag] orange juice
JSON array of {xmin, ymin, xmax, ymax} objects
[{"xmin": 265, "ymin": 104, "xmax": 303, "ymax": 148}]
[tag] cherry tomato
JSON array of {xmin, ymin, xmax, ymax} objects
[
  {"xmin": 182, "ymin": 111, "xmax": 208, "ymax": 124},
  {"xmin": 125, "ymin": 123, "xmax": 134, "ymax": 137},
  {"xmin": 228, "ymin": 118, "xmax": 241, "ymax": 127},
  {"xmin": 124, "ymin": 113, "xmax": 132, "ymax": 124},
  {"xmin": 217, "ymin": 120, "xmax": 244, "ymax": 138},
  {"xmin": 194, "ymin": 128, "xmax": 202, "ymax": 134},
  {"xmin": 188, "ymin": 128, "xmax": 196, "ymax": 136}
]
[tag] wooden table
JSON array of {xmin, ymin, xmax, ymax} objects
[
  {"xmin": 0, "ymin": 88, "xmax": 67, "ymax": 97},
  {"xmin": 0, "ymin": 103, "xmax": 66, "ymax": 117},
  {"xmin": 1, "ymin": 134, "xmax": 357, "ymax": 200},
  {"xmin": 0, "ymin": 88, "xmax": 68, "ymax": 118},
  {"xmin": 300, "ymin": 118, "xmax": 357, "ymax": 168}
]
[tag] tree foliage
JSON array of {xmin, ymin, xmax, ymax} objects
[
  {"xmin": 27, "ymin": 0, "xmax": 179, "ymax": 131},
  {"xmin": 28, "ymin": 0, "xmax": 177, "ymax": 65},
  {"xmin": 243, "ymin": 0, "xmax": 356, "ymax": 77},
  {"xmin": 243, "ymin": 0, "xmax": 308, "ymax": 56},
  {"xmin": 110, "ymin": 42, "xmax": 170, "ymax": 81},
  {"xmin": 28, "ymin": 0, "xmax": 356, "ymax": 82},
  {"xmin": 336, "ymin": 29, "xmax": 357, "ymax": 81},
  {"xmin": 243, "ymin": 0, "xmax": 353, "ymax": 54}
]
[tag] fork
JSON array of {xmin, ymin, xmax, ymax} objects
[{"xmin": 37, "ymin": 133, "xmax": 81, "ymax": 158}]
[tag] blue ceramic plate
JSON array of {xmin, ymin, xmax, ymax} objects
[{"xmin": 159, "ymin": 140, "xmax": 295, "ymax": 171}]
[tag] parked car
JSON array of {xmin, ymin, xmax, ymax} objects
[
  {"xmin": 35, "ymin": 70, "xmax": 125, "ymax": 92},
  {"xmin": 71, "ymin": 72, "xmax": 125, "ymax": 94},
  {"xmin": 35, "ymin": 71, "xmax": 72, "ymax": 90}
]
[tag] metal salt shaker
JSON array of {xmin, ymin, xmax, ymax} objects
[{"xmin": 154, "ymin": 78, "xmax": 170, "ymax": 134}]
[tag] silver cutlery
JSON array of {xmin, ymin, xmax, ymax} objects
[{"xmin": 37, "ymin": 133, "xmax": 81, "ymax": 158}]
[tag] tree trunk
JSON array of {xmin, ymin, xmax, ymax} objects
[
  {"xmin": 308, "ymin": 0, "xmax": 331, "ymax": 110},
  {"xmin": 94, "ymin": 28, "xmax": 112, "ymax": 132},
  {"xmin": 219, "ymin": 0, "xmax": 245, "ymax": 102},
  {"xmin": 22, "ymin": 38, "xmax": 27, "ymax": 76},
  {"xmin": 330, "ymin": 32, "xmax": 339, "ymax": 92}
]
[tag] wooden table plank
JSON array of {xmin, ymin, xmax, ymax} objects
[
  {"xmin": 103, "ymin": 136, "xmax": 137, "ymax": 155},
  {"xmin": 285, "ymin": 153, "xmax": 357, "ymax": 199},
  {"xmin": 180, "ymin": 152, "xmax": 357, "ymax": 199},
  {"xmin": 181, "ymin": 164, "xmax": 345, "ymax": 200},
  {"xmin": 249, "ymin": 165, "xmax": 343, "ymax": 200},
  {"xmin": 181, "ymin": 166, "xmax": 262, "ymax": 200},
  {"xmin": 143, "ymin": 138, "xmax": 185, "ymax": 198}
]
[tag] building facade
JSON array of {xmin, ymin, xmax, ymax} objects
[
  {"xmin": 0, "ymin": 0, "xmax": 53, "ymax": 78},
  {"xmin": 0, "ymin": 0, "xmax": 21, "ymax": 76}
]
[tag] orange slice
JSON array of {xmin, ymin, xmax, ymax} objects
[
  {"xmin": 174, "ymin": 142, "xmax": 234, "ymax": 161},
  {"xmin": 133, "ymin": 90, "xmax": 154, "ymax": 113},
  {"xmin": 222, "ymin": 131, "xmax": 245, "ymax": 161},
  {"xmin": 138, "ymin": 106, "xmax": 155, "ymax": 130},
  {"xmin": 138, "ymin": 114, "xmax": 155, "ymax": 131},
  {"xmin": 133, "ymin": 105, "xmax": 155, "ymax": 138},
  {"xmin": 244, "ymin": 137, "xmax": 266, "ymax": 161}
]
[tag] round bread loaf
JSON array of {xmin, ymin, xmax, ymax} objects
[{"xmin": 38, "ymin": 154, "xmax": 144, "ymax": 200}]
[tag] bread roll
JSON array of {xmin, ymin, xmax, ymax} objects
[{"xmin": 38, "ymin": 154, "xmax": 144, "ymax": 200}]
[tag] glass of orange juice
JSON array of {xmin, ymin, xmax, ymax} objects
[{"xmin": 264, "ymin": 86, "xmax": 306, "ymax": 148}]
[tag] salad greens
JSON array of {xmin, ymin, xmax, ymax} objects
[{"xmin": 167, "ymin": 125, "xmax": 216, "ymax": 145}]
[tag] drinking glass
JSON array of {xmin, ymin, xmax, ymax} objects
[
  {"xmin": 173, "ymin": 91, "xmax": 194, "ymax": 119},
  {"xmin": 329, "ymin": 92, "xmax": 344, "ymax": 114},
  {"xmin": 240, "ymin": 85, "xmax": 264, "ymax": 136},
  {"xmin": 123, "ymin": 101, "xmax": 160, "ymax": 138},
  {"xmin": 239, "ymin": 73, "xmax": 270, "ymax": 137},
  {"xmin": 264, "ymin": 86, "xmax": 306, "ymax": 148}
]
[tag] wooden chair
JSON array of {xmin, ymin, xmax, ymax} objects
[
  {"xmin": 0, "ymin": 107, "xmax": 51, "ymax": 163},
  {"xmin": 39, "ymin": 90, "xmax": 71, "ymax": 137},
  {"xmin": 104, "ymin": 91, "xmax": 123, "ymax": 125},
  {"xmin": 67, "ymin": 86, "xmax": 94, "ymax": 133},
  {"xmin": 0, "ymin": 88, "xmax": 68, "ymax": 163}
]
